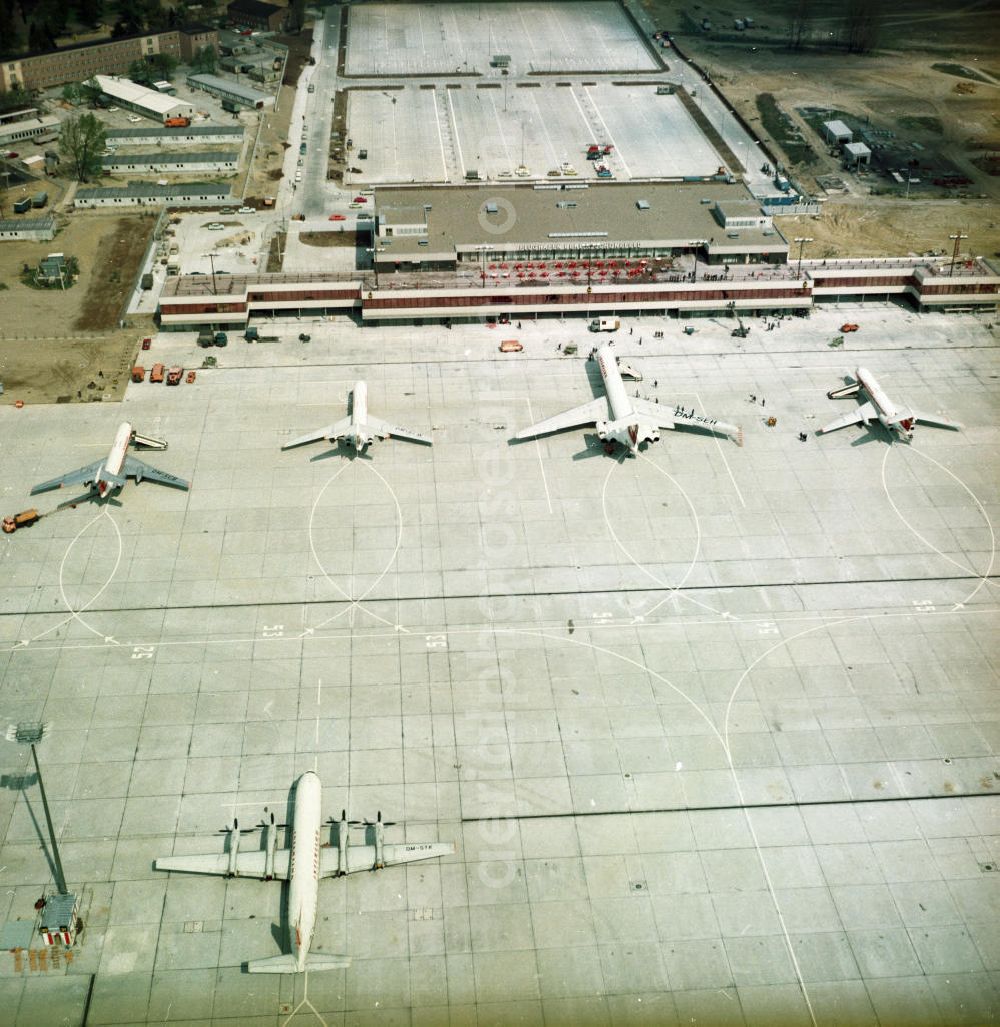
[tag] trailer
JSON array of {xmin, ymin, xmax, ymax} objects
[{"xmin": 589, "ymin": 317, "xmax": 620, "ymax": 332}]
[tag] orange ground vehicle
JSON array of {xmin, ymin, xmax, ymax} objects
[
  {"xmin": 150, "ymin": 363, "xmax": 165, "ymax": 383},
  {"xmin": 840, "ymin": 323, "xmax": 859, "ymax": 332}
]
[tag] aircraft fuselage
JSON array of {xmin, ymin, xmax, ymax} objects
[{"xmin": 288, "ymin": 771, "xmax": 323, "ymax": 972}]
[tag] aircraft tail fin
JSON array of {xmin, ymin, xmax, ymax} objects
[{"xmin": 247, "ymin": 952, "xmax": 351, "ymax": 974}]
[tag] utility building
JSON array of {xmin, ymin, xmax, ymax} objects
[{"xmin": 186, "ymin": 73, "xmax": 272, "ymax": 110}]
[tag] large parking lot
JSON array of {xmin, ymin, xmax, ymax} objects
[
  {"xmin": 348, "ymin": 81, "xmax": 722, "ymax": 184},
  {"xmin": 345, "ymin": 1, "xmax": 659, "ymax": 76}
]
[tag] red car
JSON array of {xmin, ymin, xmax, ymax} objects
[
  {"xmin": 328, "ymin": 213, "xmax": 346, "ymax": 221},
  {"xmin": 4, "ymin": 151, "xmax": 18, "ymax": 159},
  {"xmin": 353, "ymin": 195, "xmax": 368, "ymax": 203}
]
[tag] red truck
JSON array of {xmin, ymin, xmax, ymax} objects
[
  {"xmin": 164, "ymin": 116, "xmax": 190, "ymax": 128},
  {"xmin": 166, "ymin": 366, "xmax": 183, "ymax": 386},
  {"xmin": 150, "ymin": 363, "xmax": 165, "ymax": 383},
  {"xmin": 132, "ymin": 366, "xmax": 146, "ymax": 383}
]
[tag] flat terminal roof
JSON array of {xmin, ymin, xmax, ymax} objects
[
  {"xmin": 101, "ymin": 150, "xmax": 241, "ymax": 164},
  {"xmin": 186, "ymin": 73, "xmax": 272, "ymax": 104},
  {"xmin": 844, "ymin": 141, "xmax": 871, "ymax": 157},
  {"xmin": 162, "ymin": 270, "xmax": 366, "ymax": 298},
  {"xmin": 94, "ymin": 75, "xmax": 190, "ymax": 115},
  {"xmin": 106, "ymin": 125, "xmax": 244, "ymax": 139},
  {"xmin": 823, "ymin": 119, "xmax": 852, "ymax": 137},
  {"xmin": 376, "ymin": 182, "xmax": 788, "ymax": 256}
]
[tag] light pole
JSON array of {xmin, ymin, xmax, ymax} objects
[
  {"xmin": 206, "ymin": 252, "xmax": 217, "ymax": 295},
  {"xmin": 794, "ymin": 236, "xmax": 812, "ymax": 278},
  {"xmin": 948, "ymin": 231, "xmax": 968, "ymax": 277}
]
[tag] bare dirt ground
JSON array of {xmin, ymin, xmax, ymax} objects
[
  {"xmin": 0, "ymin": 213, "xmax": 155, "ymax": 405},
  {"xmin": 244, "ymin": 84, "xmax": 296, "ymax": 206},
  {"xmin": 643, "ymin": 0, "xmax": 1000, "ymax": 258}
]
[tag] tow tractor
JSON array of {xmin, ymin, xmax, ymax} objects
[{"xmin": 2, "ymin": 509, "xmax": 41, "ymax": 534}]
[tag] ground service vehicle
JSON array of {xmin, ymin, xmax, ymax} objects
[
  {"xmin": 590, "ymin": 317, "xmax": 620, "ymax": 332},
  {"xmin": 2, "ymin": 509, "xmax": 40, "ymax": 534},
  {"xmin": 198, "ymin": 331, "xmax": 214, "ymax": 348},
  {"xmin": 166, "ymin": 366, "xmax": 183, "ymax": 386},
  {"xmin": 132, "ymin": 366, "xmax": 146, "ymax": 383},
  {"xmin": 150, "ymin": 363, "xmax": 165, "ymax": 383},
  {"xmin": 165, "ymin": 117, "xmax": 190, "ymax": 128},
  {"xmin": 841, "ymin": 323, "xmax": 859, "ymax": 332},
  {"xmin": 214, "ymin": 332, "xmax": 228, "ymax": 347},
  {"xmin": 500, "ymin": 339, "xmax": 523, "ymax": 353},
  {"xmin": 244, "ymin": 325, "xmax": 259, "ymax": 341}
]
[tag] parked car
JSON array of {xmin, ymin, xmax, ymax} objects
[
  {"xmin": 107, "ymin": 106, "xmax": 119, "ymax": 112},
  {"xmin": 238, "ymin": 206, "xmax": 255, "ymax": 213},
  {"xmin": 328, "ymin": 213, "xmax": 346, "ymax": 221},
  {"xmin": 4, "ymin": 151, "xmax": 18, "ymax": 158},
  {"xmin": 206, "ymin": 222, "xmax": 225, "ymax": 230},
  {"xmin": 127, "ymin": 115, "xmax": 142, "ymax": 123},
  {"xmin": 357, "ymin": 213, "xmax": 373, "ymax": 220},
  {"xmin": 353, "ymin": 195, "xmax": 368, "ymax": 203}
]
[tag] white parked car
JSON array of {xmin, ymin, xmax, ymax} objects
[
  {"xmin": 127, "ymin": 115, "xmax": 142, "ymax": 123},
  {"xmin": 294, "ymin": 171, "xmax": 302, "ymax": 182},
  {"xmin": 206, "ymin": 222, "xmax": 225, "ymax": 230},
  {"xmin": 106, "ymin": 106, "xmax": 119, "ymax": 112},
  {"xmin": 238, "ymin": 206, "xmax": 254, "ymax": 213}
]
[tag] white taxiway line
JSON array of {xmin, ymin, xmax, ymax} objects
[
  {"xmin": 697, "ymin": 390, "xmax": 746, "ymax": 508},
  {"xmin": 525, "ymin": 398, "xmax": 553, "ymax": 514}
]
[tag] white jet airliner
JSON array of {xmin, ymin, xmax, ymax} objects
[
  {"xmin": 820, "ymin": 367, "xmax": 962, "ymax": 441},
  {"xmin": 514, "ymin": 343, "xmax": 740, "ymax": 454},
  {"xmin": 30, "ymin": 422, "xmax": 189, "ymax": 499},
  {"xmin": 155, "ymin": 772, "xmax": 454, "ymax": 974},
  {"xmin": 282, "ymin": 381, "xmax": 431, "ymax": 454}
]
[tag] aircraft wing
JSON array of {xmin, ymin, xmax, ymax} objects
[
  {"xmin": 320, "ymin": 840, "xmax": 455, "ymax": 876},
  {"xmin": 913, "ymin": 411, "xmax": 963, "ymax": 431},
  {"xmin": 363, "ymin": 416, "xmax": 432, "ymax": 445},
  {"xmin": 282, "ymin": 416, "xmax": 352, "ymax": 450},
  {"xmin": 155, "ymin": 848, "xmax": 290, "ymax": 879},
  {"xmin": 124, "ymin": 456, "xmax": 190, "ymax": 490},
  {"xmin": 631, "ymin": 398, "xmax": 739, "ymax": 438},
  {"xmin": 30, "ymin": 461, "xmax": 103, "ymax": 495},
  {"xmin": 819, "ymin": 401, "xmax": 876, "ymax": 434},
  {"xmin": 514, "ymin": 397, "xmax": 610, "ymax": 440}
]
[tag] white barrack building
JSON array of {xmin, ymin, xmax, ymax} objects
[{"xmin": 93, "ymin": 75, "xmax": 194, "ymax": 124}]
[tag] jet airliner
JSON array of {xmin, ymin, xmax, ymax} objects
[
  {"xmin": 282, "ymin": 381, "xmax": 431, "ymax": 454},
  {"xmin": 514, "ymin": 343, "xmax": 740, "ymax": 454},
  {"xmin": 819, "ymin": 367, "xmax": 962, "ymax": 441},
  {"xmin": 30, "ymin": 422, "xmax": 189, "ymax": 499}
]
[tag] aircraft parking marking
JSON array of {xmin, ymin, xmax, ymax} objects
[
  {"xmin": 604, "ymin": 452, "xmax": 729, "ymax": 620},
  {"xmin": 880, "ymin": 445, "xmax": 997, "ymax": 608},
  {"xmin": 22, "ymin": 507, "xmax": 124, "ymax": 647},
  {"xmin": 303, "ymin": 458, "xmax": 410, "ymax": 636}
]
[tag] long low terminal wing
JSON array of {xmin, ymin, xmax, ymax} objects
[
  {"xmin": 912, "ymin": 411, "xmax": 963, "ymax": 431},
  {"xmin": 632, "ymin": 398, "xmax": 739, "ymax": 438},
  {"xmin": 363, "ymin": 416, "xmax": 432, "ymax": 445},
  {"xmin": 124, "ymin": 456, "xmax": 190, "ymax": 490},
  {"xmin": 320, "ymin": 840, "xmax": 455, "ymax": 876},
  {"xmin": 514, "ymin": 397, "xmax": 610, "ymax": 440},
  {"xmin": 282, "ymin": 416, "xmax": 352, "ymax": 450},
  {"xmin": 30, "ymin": 460, "xmax": 102, "ymax": 495},
  {"xmin": 819, "ymin": 401, "xmax": 876, "ymax": 434},
  {"xmin": 155, "ymin": 848, "xmax": 290, "ymax": 879}
]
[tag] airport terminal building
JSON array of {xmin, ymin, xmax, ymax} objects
[{"xmin": 157, "ymin": 183, "xmax": 1000, "ymax": 329}]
